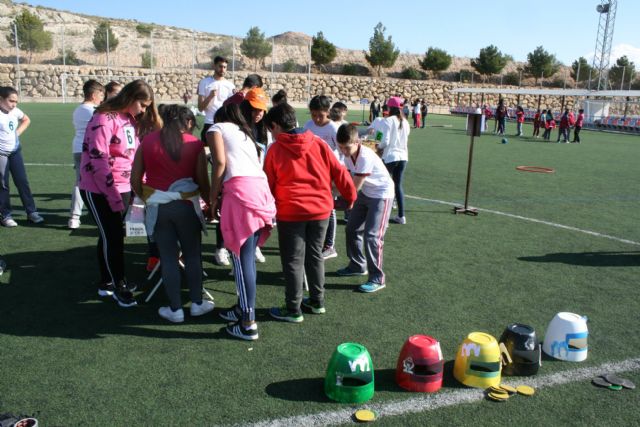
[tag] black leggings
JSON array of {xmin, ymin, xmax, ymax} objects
[{"xmin": 81, "ymin": 190, "xmax": 131, "ymax": 285}]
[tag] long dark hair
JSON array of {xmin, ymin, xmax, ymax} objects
[
  {"xmin": 158, "ymin": 104, "xmax": 196, "ymax": 162},
  {"xmin": 388, "ymin": 106, "xmax": 405, "ymax": 130},
  {"xmin": 96, "ymin": 79, "xmax": 162, "ymax": 137},
  {"xmin": 214, "ymin": 103, "xmax": 262, "ymax": 157},
  {"xmin": 239, "ymin": 100, "xmax": 268, "ymax": 144}
]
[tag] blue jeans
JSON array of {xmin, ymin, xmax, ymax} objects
[
  {"xmin": 0, "ymin": 147, "xmax": 37, "ymax": 218},
  {"xmin": 385, "ymin": 160, "xmax": 407, "ymax": 218}
]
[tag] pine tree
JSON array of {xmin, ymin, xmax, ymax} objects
[
  {"xmin": 240, "ymin": 27, "xmax": 271, "ymax": 71},
  {"xmin": 608, "ymin": 56, "xmax": 636, "ymax": 90},
  {"xmin": 471, "ymin": 45, "xmax": 508, "ymax": 81},
  {"xmin": 364, "ymin": 22, "xmax": 399, "ymax": 77},
  {"xmin": 92, "ymin": 21, "xmax": 119, "ymax": 53},
  {"xmin": 6, "ymin": 9, "xmax": 53, "ymax": 63},
  {"xmin": 419, "ymin": 47, "xmax": 451, "ymax": 78},
  {"xmin": 311, "ymin": 32, "xmax": 336, "ymax": 72},
  {"xmin": 525, "ymin": 46, "xmax": 560, "ymax": 84},
  {"xmin": 571, "ymin": 57, "xmax": 597, "ymax": 85}
]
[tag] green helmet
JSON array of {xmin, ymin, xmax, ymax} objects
[{"xmin": 324, "ymin": 342, "xmax": 375, "ymax": 403}]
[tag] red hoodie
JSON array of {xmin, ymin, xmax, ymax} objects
[{"xmin": 264, "ymin": 129, "xmax": 356, "ymax": 222}]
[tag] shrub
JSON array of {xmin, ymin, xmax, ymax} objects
[
  {"xmin": 342, "ymin": 63, "xmax": 369, "ymax": 76},
  {"xmin": 282, "ymin": 59, "xmax": 296, "ymax": 73},
  {"xmin": 135, "ymin": 23, "xmax": 153, "ymax": 37},
  {"xmin": 54, "ymin": 48, "xmax": 82, "ymax": 65},
  {"xmin": 503, "ymin": 72, "xmax": 520, "ymax": 86},
  {"xmin": 401, "ymin": 67, "xmax": 426, "ymax": 80},
  {"xmin": 141, "ymin": 50, "xmax": 156, "ymax": 68}
]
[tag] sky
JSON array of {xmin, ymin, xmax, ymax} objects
[{"xmin": 22, "ymin": 0, "xmax": 640, "ymax": 66}]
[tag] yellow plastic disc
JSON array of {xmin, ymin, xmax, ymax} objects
[
  {"xmin": 488, "ymin": 386, "xmax": 509, "ymax": 396},
  {"xmin": 487, "ymin": 392, "xmax": 510, "ymax": 401},
  {"xmin": 516, "ymin": 385, "xmax": 535, "ymax": 396},
  {"xmin": 500, "ymin": 384, "xmax": 518, "ymax": 394},
  {"xmin": 354, "ymin": 409, "xmax": 376, "ymax": 422}
]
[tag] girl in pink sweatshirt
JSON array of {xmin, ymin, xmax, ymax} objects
[{"xmin": 79, "ymin": 80, "xmax": 161, "ymax": 307}]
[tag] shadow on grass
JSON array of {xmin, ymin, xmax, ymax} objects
[
  {"xmin": 0, "ymin": 244, "xmax": 226, "ymax": 340},
  {"xmin": 518, "ymin": 251, "xmax": 640, "ymax": 267},
  {"xmin": 265, "ymin": 377, "xmax": 327, "ymax": 402}
]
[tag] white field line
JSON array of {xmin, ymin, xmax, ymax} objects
[
  {"xmin": 406, "ymin": 195, "xmax": 640, "ymax": 247},
  {"xmin": 243, "ymin": 357, "xmax": 640, "ymax": 427},
  {"xmin": 25, "ymin": 162, "xmax": 73, "ymax": 167}
]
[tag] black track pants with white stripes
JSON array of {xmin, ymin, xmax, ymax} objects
[{"xmin": 81, "ymin": 190, "xmax": 131, "ymax": 285}]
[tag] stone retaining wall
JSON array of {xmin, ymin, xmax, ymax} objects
[{"xmin": 2, "ymin": 64, "xmax": 637, "ymax": 115}]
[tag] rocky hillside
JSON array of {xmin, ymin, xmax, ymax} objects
[{"xmin": 0, "ymin": 0, "xmax": 559, "ymax": 81}]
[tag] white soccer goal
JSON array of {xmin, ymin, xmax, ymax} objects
[{"xmin": 60, "ymin": 73, "xmax": 153, "ymax": 103}]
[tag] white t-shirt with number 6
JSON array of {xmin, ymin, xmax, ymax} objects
[{"xmin": 0, "ymin": 107, "xmax": 24, "ymax": 155}]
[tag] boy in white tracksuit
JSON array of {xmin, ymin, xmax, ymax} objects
[{"xmin": 335, "ymin": 124, "xmax": 394, "ymax": 293}]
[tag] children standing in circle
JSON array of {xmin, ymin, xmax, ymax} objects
[
  {"xmin": 0, "ymin": 86, "xmax": 43, "ymax": 227},
  {"xmin": 303, "ymin": 95, "xmax": 341, "ymax": 260},
  {"xmin": 378, "ymin": 96, "xmax": 410, "ymax": 225},
  {"xmin": 208, "ymin": 103, "xmax": 276, "ymax": 340},
  {"xmin": 131, "ymin": 104, "xmax": 212, "ymax": 323},
  {"xmin": 79, "ymin": 80, "xmax": 161, "ymax": 307},
  {"xmin": 69, "ymin": 80, "xmax": 105, "ymax": 229},
  {"xmin": 336, "ymin": 124, "xmax": 394, "ymax": 293}
]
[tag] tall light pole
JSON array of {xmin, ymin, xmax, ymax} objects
[
  {"xmin": 591, "ymin": 1, "xmax": 617, "ymax": 91},
  {"xmin": 106, "ymin": 24, "xmax": 110, "ymax": 75},
  {"xmin": 13, "ymin": 22, "xmax": 21, "ymax": 96}
]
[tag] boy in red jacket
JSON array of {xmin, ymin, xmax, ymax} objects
[{"xmin": 264, "ymin": 103, "xmax": 357, "ymax": 322}]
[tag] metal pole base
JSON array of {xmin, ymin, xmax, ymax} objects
[{"xmin": 453, "ymin": 206, "xmax": 478, "ymax": 216}]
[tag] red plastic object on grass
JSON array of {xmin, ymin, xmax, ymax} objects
[{"xmin": 395, "ymin": 335, "xmax": 444, "ymax": 392}]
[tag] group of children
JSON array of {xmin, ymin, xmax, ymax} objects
[
  {"xmin": 1, "ymin": 56, "xmax": 411, "ymax": 340},
  {"xmin": 532, "ymin": 108, "xmax": 584, "ymax": 143},
  {"xmin": 487, "ymin": 100, "xmax": 585, "ymax": 143}
]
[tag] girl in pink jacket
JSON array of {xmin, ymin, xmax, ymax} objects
[{"xmin": 79, "ymin": 80, "xmax": 161, "ymax": 307}]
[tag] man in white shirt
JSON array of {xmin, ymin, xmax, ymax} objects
[{"xmin": 197, "ymin": 56, "xmax": 236, "ymax": 141}]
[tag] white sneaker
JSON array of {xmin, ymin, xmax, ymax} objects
[
  {"xmin": 68, "ymin": 218, "xmax": 81, "ymax": 229},
  {"xmin": 2, "ymin": 217, "xmax": 18, "ymax": 227},
  {"xmin": 27, "ymin": 212, "xmax": 44, "ymax": 223},
  {"xmin": 214, "ymin": 248, "xmax": 230, "ymax": 266},
  {"xmin": 158, "ymin": 306, "xmax": 184, "ymax": 323},
  {"xmin": 390, "ymin": 216, "xmax": 406, "ymax": 225},
  {"xmin": 190, "ymin": 300, "xmax": 215, "ymax": 317},
  {"xmin": 255, "ymin": 246, "xmax": 266, "ymax": 263}
]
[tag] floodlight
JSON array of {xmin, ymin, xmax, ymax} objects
[{"xmin": 596, "ymin": 3, "xmax": 610, "ymax": 13}]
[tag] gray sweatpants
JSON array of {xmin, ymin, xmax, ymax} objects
[
  {"xmin": 277, "ymin": 218, "xmax": 329, "ymax": 314},
  {"xmin": 70, "ymin": 152, "xmax": 84, "ymax": 219},
  {"xmin": 345, "ymin": 194, "xmax": 392, "ymax": 285},
  {"xmin": 154, "ymin": 200, "xmax": 204, "ymax": 310},
  {"xmin": 0, "ymin": 147, "xmax": 37, "ymax": 218}
]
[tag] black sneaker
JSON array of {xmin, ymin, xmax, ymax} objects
[
  {"xmin": 269, "ymin": 306, "xmax": 303, "ymax": 323},
  {"xmin": 225, "ymin": 321, "xmax": 259, "ymax": 340},
  {"xmin": 301, "ymin": 297, "xmax": 326, "ymax": 314},
  {"xmin": 112, "ymin": 281, "xmax": 137, "ymax": 307},
  {"xmin": 219, "ymin": 305, "xmax": 241, "ymax": 322},
  {"xmin": 97, "ymin": 282, "xmax": 115, "ymax": 297}
]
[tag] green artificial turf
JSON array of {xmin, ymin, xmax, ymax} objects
[{"xmin": 0, "ymin": 104, "xmax": 638, "ymax": 425}]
